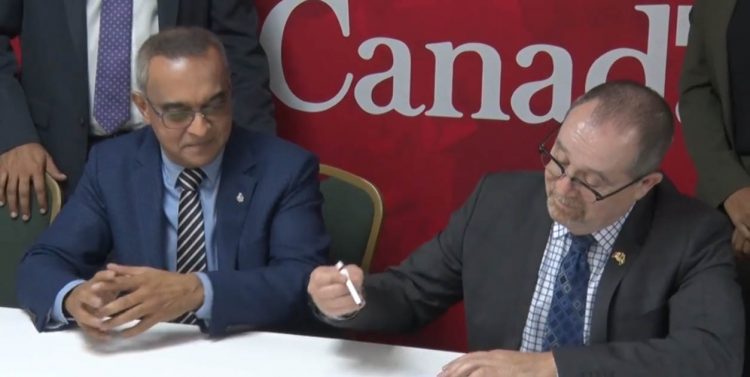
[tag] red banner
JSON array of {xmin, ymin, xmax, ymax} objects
[
  {"xmin": 254, "ymin": 0, "xmax": 694, "ymax": 351},
  {"xmin": 9, "ymin": 0, "xmax": 695, "ymax": 351}
]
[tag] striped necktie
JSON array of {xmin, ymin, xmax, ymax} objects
[{"xmin": 173, "ymin": 168, "xmax": 207, "ymax": 325}]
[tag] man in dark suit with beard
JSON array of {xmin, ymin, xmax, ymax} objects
[{"xmin": 309, "ymin": 81, "xmax": 744, "ymax": 377}]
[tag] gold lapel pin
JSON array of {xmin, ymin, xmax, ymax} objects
[
  {"xmin": 236, "ymin": 192, "xmax": 245, "ymax": 203},
  {"xmin": 612, "ymin": 251, "xmax": 626, "ymax": 266}
]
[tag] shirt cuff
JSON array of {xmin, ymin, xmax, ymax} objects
[
  {"xmin": 194, "ymin": 272, "xmax": 213, "ymax": 320},
  {"xmin": 49, "ymin": 279, "xmax": 85, "ymax": 329},
  {"xmin": 308, "ymin": 294, "xmax": 363, "ymax": 322}
]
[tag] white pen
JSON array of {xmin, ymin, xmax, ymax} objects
[{"xmin": 335, "ymin": 261, "xmax": 363, "ymax": 306}]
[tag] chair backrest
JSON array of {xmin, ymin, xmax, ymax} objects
[
  {"xmin": 0, "ymin": 174, "xmax": 62, "ymax": 307},
  {"xmin": 319, "ymin": 164, "xmax": 383, "ymax": 273}
]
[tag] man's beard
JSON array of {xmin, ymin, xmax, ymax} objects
[{"xmin": 547, "ymin": 192, "xmax": 585, "ymax": 223}]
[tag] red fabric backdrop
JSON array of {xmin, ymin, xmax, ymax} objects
[
  {"xmin": 10, "ymin": 0, "xmax": 695, "ymax": 352},
  {"xmin": 253, "ymin": 0, "xmax": 694, "ymax": 351}
]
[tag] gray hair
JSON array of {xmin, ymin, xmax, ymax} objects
[
  {"xmin": 565, "ymin": 80, "xmax": 674, "ymax": 177},
  {"xmin": 135, "ymin": 27, "xmax": 229, "ymax": 92}
]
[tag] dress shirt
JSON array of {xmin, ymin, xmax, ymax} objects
[{"xmin": 520, "ymin": 208, "xmax": 632, "ymax": 352}]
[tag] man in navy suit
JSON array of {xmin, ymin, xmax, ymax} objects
[
  {"xmin": 16, "ymin": 27, "xmax": 329, "ymax": 339},
  {"xmin": 0, "ymin": 0, "xmax": 275, "ymax": 222}
]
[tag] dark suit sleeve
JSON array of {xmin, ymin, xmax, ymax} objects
[
  {"xmin": 553, "ymin": 214, "xmax": 744, "ymax": 377},
  {"xmin": 15, "ymin": 145, "xmax": 112, "ymax": 331},
  {"xmin": 211, "ymin": 0, "xmax": 276, "ymax": 135},
  {"xmin": 205, "ymin": 154, "xmax": 328, "ymax": 336},
  {"xmin": 0, "ymin": 0, "xmax": 41, "ymax": 154},
  {"xmin": 679, "ymin": 0, "xmax": 750, "ymax": 208},
  {"xmin": 327, "ymin": 177, "xmax": 487, "ymax": 332}
]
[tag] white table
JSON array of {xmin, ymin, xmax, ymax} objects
[{"xmin": 0, "ymin": 308, "xmax": 462, "ymax": 376}]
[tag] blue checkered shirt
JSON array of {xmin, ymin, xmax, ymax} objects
[{"xmin": 520, "ymin": 209, "xmax": 631, "ymax": 352}]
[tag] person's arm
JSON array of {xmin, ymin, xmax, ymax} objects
[
  {"xmin": 323, "ymin": 177, "xmax": 487, "ymax": 332},
  {"xmin": 15, "ymin": 144, "xmax": 112, "ymax": 331},
  {"xmin": 205, "ymin": 154, "xmax": 328, "ymax": 336},
  {"xmin": 553, "ymin": 214, "xmax": 743, "ymax": 377},
  {"xmin": 0, "ymin": 0, "xmax": 39, "ymax": 154},
  {"xmin": 0, "ymin": 2, "xmax": 66, "ymax": 220},
  {"xmin": 211, "ymin": 0, "xmax": 275, "ymax": 135},
  {"xmin": 679, "ymin": 0, "xmax": 750, "ymax": 208}
]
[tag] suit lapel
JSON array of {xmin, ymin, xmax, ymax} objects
[
  {"xmin": 215, "ymin": 129, "xmax": 257, "ymax": 271},
  {"xmin": 589, "ymin": 186, "xmax": 655, "ymax": 343},
  {"xmin": 133, "ymin": 130, "xmax": 167, "ymax": 269},
  {"xmin": 158, "ymin": 0, "xmax": 180, "ymax": 29},
  {"xmin": 63, "ymin": 0, "xmax": 87, "ymax": 69}
]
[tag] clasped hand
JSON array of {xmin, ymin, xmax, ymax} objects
[{"xmin": 63, "ymin": 263, "xmax": 204, "ymax": 340}]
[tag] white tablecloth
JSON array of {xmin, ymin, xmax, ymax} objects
[{"xmin": 0, "ymin": 307, "xmax": 462, "ymax": 376}]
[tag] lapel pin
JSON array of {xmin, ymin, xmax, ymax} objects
[
  {"xmin": 612, "ymin": 251, "xmax": 626, "ymax": 266},
  {"xmin": 236, "ymin": 192, "xmax": 245, "ymax": 203}
]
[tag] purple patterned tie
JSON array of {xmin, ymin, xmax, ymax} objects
[{"xmin": 93, "ymin": 0, "xmax": 133, "ymax": 134}]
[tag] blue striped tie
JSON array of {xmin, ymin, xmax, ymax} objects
[{"xmin": 173, "ymin": 168, "xmax": 207, "ymax": 325}]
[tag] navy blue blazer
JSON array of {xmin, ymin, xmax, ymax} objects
[{"xmin": 16, "ymin": 126, "xmax": 329, "ymax": 336}]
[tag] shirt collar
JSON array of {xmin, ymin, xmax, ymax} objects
[
  {"xmin": 161, "ymin": 149, "xmax": 224, "ymax": 189},
  {"xmin": 551, "ymin": 205, "xmax": 634, "ymax": 248}
]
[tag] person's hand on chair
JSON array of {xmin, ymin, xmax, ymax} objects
[{"xmin": 0, "ymin": 143, "xmax": 66, "ymax": 221}]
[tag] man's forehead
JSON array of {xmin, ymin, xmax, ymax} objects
[
  {"xmin": 152, "ymin": 89, "xmax": 229, "ymax": 108},
  {"xmin": 147, "ymin": 49, "xmax": 225, "ymax": 77},
  {"xmin": 563, "ymin": 100, "xmax": 598, "ymax": 126},
  {"xmin": 561, "ymin": 103, "xmax": 637, "ymax": 143},
  {"xmin": 557, "ymin": 112, "xmax": 639, "ymax": 175},
  {"xmin": 146, "ymin": 60, "xmax": 227, "ymax": 99}
]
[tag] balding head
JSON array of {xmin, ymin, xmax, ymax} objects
[{"xmin": 566, "ymin": 81, "xmax": 674, "ymax": 177}]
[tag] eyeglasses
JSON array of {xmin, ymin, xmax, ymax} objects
[
  {"xmin": 538, "ymin": 126, "xmax": 644, "ymax": 203},
  {"xmin": 143, "ymin": 94, "xmax": 230, "ymax": 129}
]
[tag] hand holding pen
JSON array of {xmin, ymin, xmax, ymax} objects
[{"xmin": 307, "ymin": 261, "xmax": 366, "ymax": 319}]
